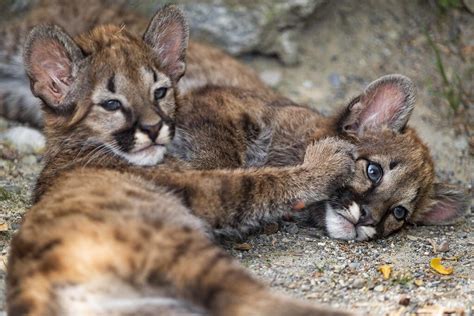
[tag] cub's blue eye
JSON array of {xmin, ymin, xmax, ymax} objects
[
  {"xmin": 392, "ymin": 206, "xmax": 407, "ymax": 220},
  {"xmin": 100, "ymin": 99, "xmax": 122, "ymax": 111},
  {"xmin": 367, "ymin": 162, "xmax": 383, "ymax": 184},
  {"xmin": 154, "ymin": 87, "xmax": 168, "ymax": 100}
]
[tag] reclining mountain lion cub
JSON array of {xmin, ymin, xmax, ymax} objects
[
  {"xmin": 7, "ymin": 5, "xmax": 360, "ymax": 316},
  {"xmin": 5, "ymin": 3, "xmax": 468, "ymax": 315},
  {"xmin": 0, "ymin": 0, "xmax": 467, "ymax": 241}
]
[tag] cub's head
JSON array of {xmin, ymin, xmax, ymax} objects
[
  {"xmin": 319, "ymin": 75, "xmax": 468, "ymax": 241},
  {"xmin": 23, "ymin": 5, "xmax": 188, "ymax": 166}
]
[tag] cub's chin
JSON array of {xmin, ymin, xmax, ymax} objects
[
  {"xmin": 324, "ymin": 202, "xmax": 376, "ymax": 241},
  {"xmin": 111, "ymin": 144, "xmax": 167, "ymax": 166}
]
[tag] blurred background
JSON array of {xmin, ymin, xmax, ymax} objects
[{"xmin": 0, "ymin": 0, "xmax": 472, "ymax": 314}]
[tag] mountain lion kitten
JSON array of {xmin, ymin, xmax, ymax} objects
[
  {"xmin": 7, "ymin": 5, "xmax": 355, "ymax": 316},
  {"xmin": 0, "ymin": 0, "xmax": 467, "ymax": 241}
]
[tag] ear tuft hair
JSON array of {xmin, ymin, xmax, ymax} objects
[
  {"xmin": 23, "ymin": 24, "xmax": 83, "ymax": 111},
  {"xmin": 341, "ymin": 74, "xmax": 416, "ymax": 135},
  {"xmin": 411, "ymin": 183, "xmax": 469, "ymax": 226},
  {"xmin": 143, "ymin": 5, "xmax": 189, "ymax": 82}
]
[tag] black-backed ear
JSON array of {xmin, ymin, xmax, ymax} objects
[
  {"xmin": 340, "ymin": 74, "xmax": 416, "ymax": 135},
  {"xmin": 23, "ymin": 24, "xmax": 83, "ymax": 111},
  {"xmin": 411, "ymin": 183, "xmax": 468, "ymax": 225},
  {"xmin": 143, "ymin": 5, "xmax": 189, "ymax": 82}
]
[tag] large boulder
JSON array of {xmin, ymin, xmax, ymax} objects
[
  {"xmin": 1, "ymin": 0, "xmax": 326, "ymax": 65},
  {"xmin": 133, "ymin": 0, "xmax": 327, "ymax": 65}
]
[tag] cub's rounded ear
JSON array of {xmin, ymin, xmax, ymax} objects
[
  {"xmin": 339, "ymin": 74, "xmax": 416, "ymax": 135},
  {"xmin": 411, "ymin": 183, "xmax": 468, "ymax": 226},
  {"xmin": 24, "ymin": 24, "xmax": 83, "ymax": 112},
  {"xmin": 143, "ymin": 5, "xmax": 189, "ymax": 83}
]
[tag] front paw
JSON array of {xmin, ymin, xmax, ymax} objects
[{"xmin": 303, "ymin": 137, "xmax": 355, "ymax": 189}]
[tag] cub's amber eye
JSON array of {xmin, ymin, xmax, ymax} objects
[
  {"xmin": 367, "ymin": 162, "xmax": 383, "ymax": 184},
  {"xmin": 392, "ymin": 206, "xmax": 407, "ymax": 220},
  {"xmin": 154, "ymin": 87, "xmax": 168, "ymax": 101},
  {"xmin": 100, "ymin": 99, "xmax": 122, "ymax": 111}
]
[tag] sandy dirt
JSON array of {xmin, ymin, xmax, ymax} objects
[{"xmin": 0, "ymin": 0, "xmax": 472, "ymax": 315}]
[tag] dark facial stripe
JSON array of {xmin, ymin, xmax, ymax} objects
[
  {"xmin": 389, "ymin": 160, "xmax": 399, "ymax": 170},
  {"xmin": 107, "ymin": 75, "xmax": 116, "ymax": 93},
  {"xmin": 113, "ymin": 123, "xmax": 136, "ymax": 152}
]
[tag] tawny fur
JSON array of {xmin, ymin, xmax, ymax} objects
[
  {"xmin": 7, "ymin": 5, "xmax": 356, "ymax": 316},
  {"xmin": 4, "ymin": 3, "xmax": 468, "ymax": 316}
]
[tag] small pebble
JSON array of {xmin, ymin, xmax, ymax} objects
[
  {"xmin": 399, "ymin": 295, "xmax": 410, "ymax": 306},
  {"xmin": 352, "ymin": 278, "xmax": 365, "ymax": 289},
  {"xmin": 234, "ymin": 242, "xmax": 252, "ymax": 251},
  {"xmin": 259, "ymin": 69, "xmax": 282, "ymax": 87},
  {"xmin": 349, "ymin": 262, "xmax": 360, "ymax": 269},
  {"xmin": 0, "ymin": 118, "xmax": 8, "ymax": 130},
  {"xmin": 1, "ymin": 127, "xmax": 45, "ymax": 154},
  {"xmin": 437, "ymin": 240, "xmax": 449, "ymax": 253},
  {"xmin": 374, "ymin": 285, "xmax": 384, "ymax": 292},
  {"xmin": 263, "ymin": 222, "xmax": 279, "ymax": 235},
  {"xmin": 21, "ymin": 155, "xmax": 37, "ymax": 165},
  {"xmin": 283, "ymin": 222, "xmax": 299, "ymax": 234},
  {"xmin": 302, "ymin": 80, "xmax": 314, "ymax": 89},
  {"xmin": 328, "ymin": 73, "xmax": 342, "ymax": 88}
]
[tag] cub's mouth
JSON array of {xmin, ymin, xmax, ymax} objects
[
  {"xmin": 302, "ymin": 191, "xmax": 379, "ymax": 241},
  {"xmin": 112, "ymin": 123, "xmax": 174, "ymax": 166},
  {"xmin": 324, "ymin": 202, "xmax": 377, "ymax": 241},
  {"xmin": 131, "ymin": 143, "xmax": 165, "ymax": 154}
]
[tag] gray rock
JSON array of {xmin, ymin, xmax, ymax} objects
[
  {"xmin": 21, "ymin": 154, "xmax": 37, "ymax": 165},
  {"xmin": 133, "ymin": 0, "xmax": 326, "ymax": 65},
  {"xmin": 283, "ymin": 222, "xmax": 299, "ymax": 234},
  {"xmin": 328, "ymin": 73, "xmax": 342, "ymax": 88},
  {"xmin": 348, "ymin": 261, "xmax": 360, "ymax": 270},
  {"xmin": 352, "ymin": 278, "xmax": 365, "ymax": 289},
  {"xmin": 464, "ymin": 0, "xmax": 474, "ymax": 13},
  {"xmin": 0, "ymin": 126, "xmax": 45, "ymax": 154},
  {"xmin": 259, "ymin": 69, "xmax": 282, "ymax": 87},
  {"xmin": 4, "ymin": 0, "xmax": 326, "ymax": 64},
  {"xmin": 453, "ymin": 137, "xmax": 468, "ymax": 152},
  {"xmin": 0, "ymin": 118, "xmax": 8, "ymax": 131}
]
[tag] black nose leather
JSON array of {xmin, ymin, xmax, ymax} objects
[
  {"xmin": 358, "ymin": 206, "xmax": 375, "ymax": 225},
  {"xmin": 139, "ymin": 121, "xmax": 163, "ymax": 141}
]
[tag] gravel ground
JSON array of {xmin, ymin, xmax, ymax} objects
[{"xmin": 0, "ymin": 0, "xmax": 473, "ymax": 315}]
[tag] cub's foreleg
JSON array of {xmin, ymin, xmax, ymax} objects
[{"xmin": 7, "ymin": 170, "xmax": 351, "ymax": 316}]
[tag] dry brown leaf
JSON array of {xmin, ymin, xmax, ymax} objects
[
  {"xmin": 437, "ymin": 241, "xmax": 449, "ymax": 253},
  {"xmin": 263, "ymin": 222, "xmax": 279, "ymax": 235},
  {"xmin": 378, "ymin": 264, "xmax": 392, "ymax": 279},
  {"xmin": 430, "ymin": 257, "xmax": 453, "ymax": 275},
  {"xmin": 234, "ymin": 242, "xmax": 252, "ymax": 251},
  {"xmin": 0, "ymin": 221, "xmax": 9, "ymax": 232},
  {"xmin": 414, "ymin": 279, "xmax": 424, "ymax": 287},
  {"xmin": 0, "ymin": 255, "xmax": 7, "ymax": 272},
  {"xmin": 398, "ymin": 295, "xmax": 410, "ymax": 306},
  {"xmin": 416, "ymin": 304, "xmax": 464, "ymax": 315},
  {"xmin": 428, "ymin": 239, "xmax": 450, "ymax": 253}
]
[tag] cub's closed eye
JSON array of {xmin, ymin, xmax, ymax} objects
[
  {"xmin": 367, "ymin": 161, "xmax": 383, "ymax": 184},
  {"xmin": 154, "ymin": 87, "xmax": 168, "ymax": 100},
  {"xmin": 392, "ymin": 206, "xmax": 407, "ymax": 220},
  {"xmin": 100, "ymin": 99, "xmax": 122, "ymax": 111}
]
